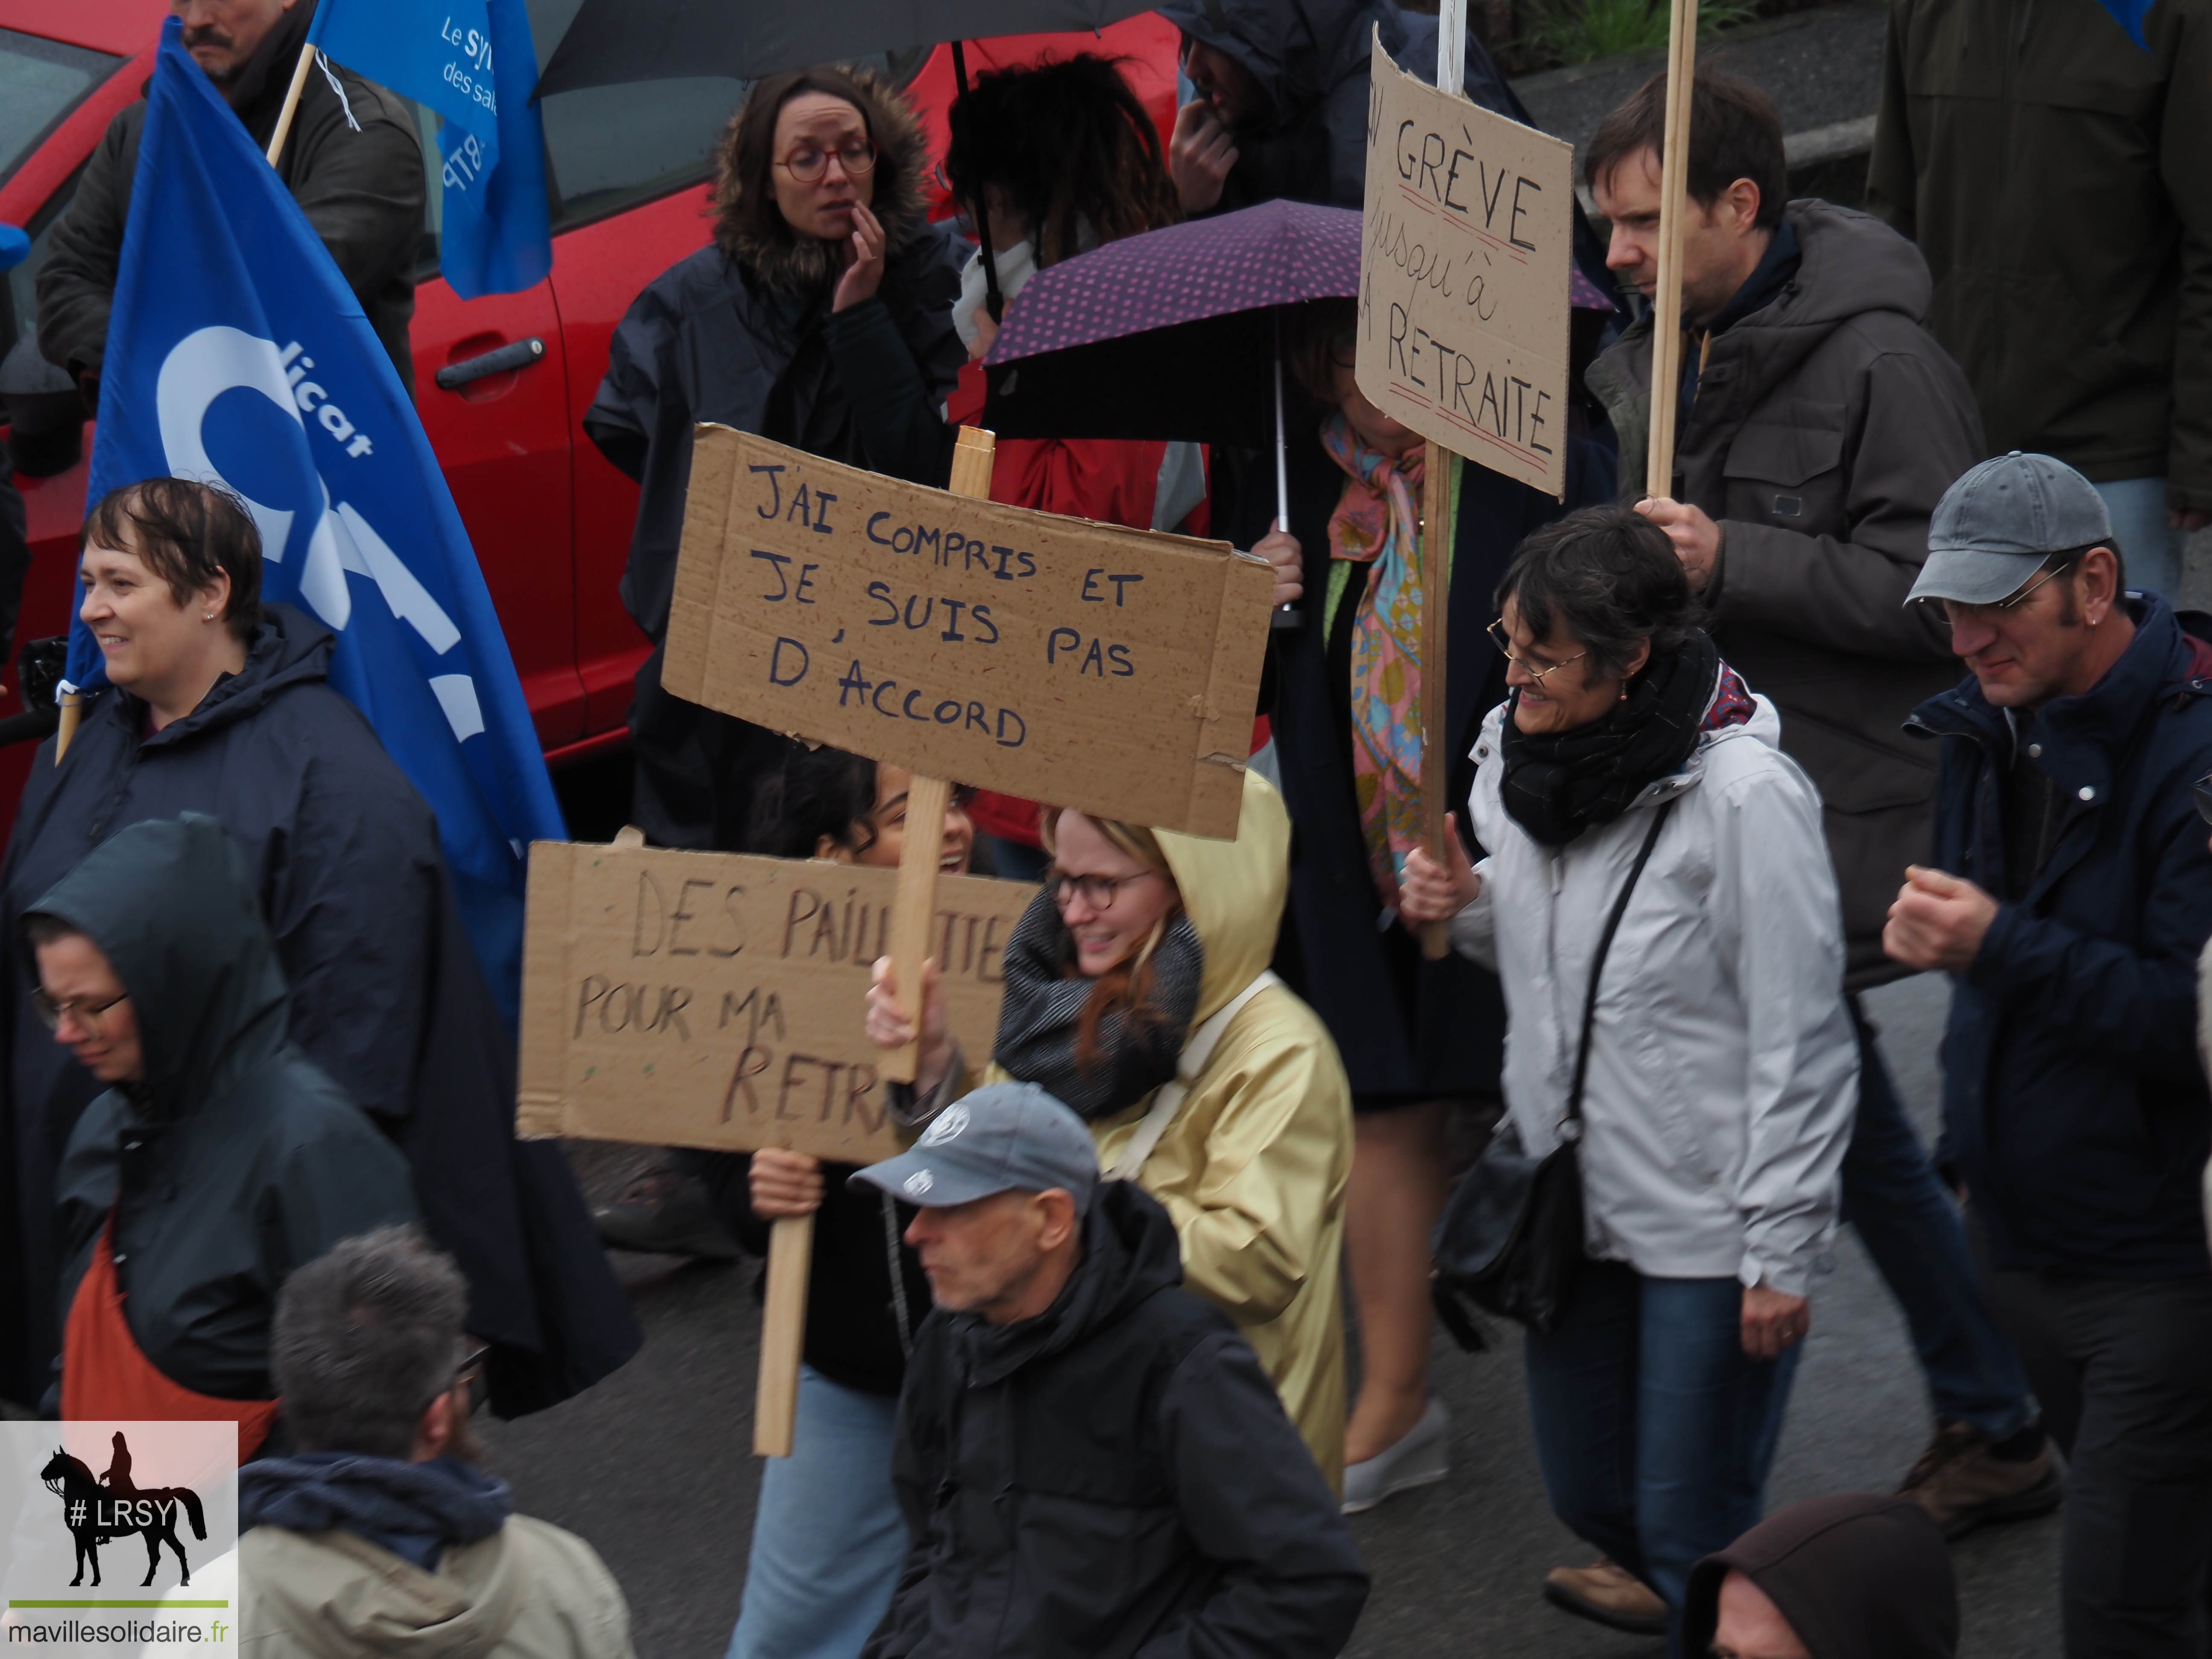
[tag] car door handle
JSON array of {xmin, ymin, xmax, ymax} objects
[{"xmin": 435, "ymin": 337, "xmax": 546, "ymax": 391}]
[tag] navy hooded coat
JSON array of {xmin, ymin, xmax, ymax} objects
[{"xmin": 0, "ymin": 605, "xmax": 639, "ymax": 1411}]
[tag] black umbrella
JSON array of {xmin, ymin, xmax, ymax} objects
[{"xmin": 536, "ymin": 0, "xmax": 1158, "ymax": 96}]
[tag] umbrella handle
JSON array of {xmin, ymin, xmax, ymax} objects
[{"xmin": 1272, "ymin": 313, "xmax": 1301, "ymax": 631}]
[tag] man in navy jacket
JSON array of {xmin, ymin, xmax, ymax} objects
[{"xmin": 1887, "ymin": 452, "xmax": 2212, "ymax": 1657}]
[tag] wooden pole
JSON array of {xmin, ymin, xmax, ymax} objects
[
  {"xmin": 753, "ymin": 424, "xmax": 996, "ymax": 1458},
  {"xmin": 264, "ymin": 41, "xmax": 320, "ymax": 169},
  {"xmin": 1418, "ymin": 448, "xmax": 1455, "ymax": 961},
  {"xmin": 1645, "ymin": 0, "xmax": 1699, "ymax": 495},
  {"xmin": 1418, "ymin": 0, "xmax": 1466, "ymax": 961}
]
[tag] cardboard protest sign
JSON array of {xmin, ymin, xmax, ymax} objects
[
  {"xmin": 516, "ymin": 840, "xmax": 1036, "ymax": 1163},
  {"xmin": 662, "ymin": 428, "xmax": 1274, "ymax": 841},
  {"xmin": 1356, "ymin": 37, "xmax": 1574, "ymax": 496}
]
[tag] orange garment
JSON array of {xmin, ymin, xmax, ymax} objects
[{"xmin": 63, "ymin": 1217, "xmax": 280, "ymax": 1459}]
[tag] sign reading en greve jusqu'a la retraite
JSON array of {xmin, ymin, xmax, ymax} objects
[{"xmin": 1, "ymin": 1422, "xmax": 239, "ymax": 1659}]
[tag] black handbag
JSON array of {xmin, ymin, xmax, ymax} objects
[{"xmin": 1432, "ymin": 798, "xmax": 1676, "ymax": 1340}]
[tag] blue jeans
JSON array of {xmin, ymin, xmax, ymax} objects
[
  {"xmin": 1524, "ymin": 1263, "xmax": 1801, "ymax": 1652},
  {"xmin": 2094, "ymin": 476, "xmax": 2182, "ymax": 602},
  {"xmin": 1843, "ymin": 998, "xmax": 2035, "ymax": 1441},
  {"xmin": 727, "ymin": 1366, "xmax": 908, "ymax": 1659}
]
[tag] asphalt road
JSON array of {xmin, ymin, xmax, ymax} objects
[{"xmin": 482, "ymin": 970, "xmax": 2062, "ymax": 1659}]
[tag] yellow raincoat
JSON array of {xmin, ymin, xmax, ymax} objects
[{"xmin": 978, "ymin": 774, "xmax": 1354, "ymax": 1486}]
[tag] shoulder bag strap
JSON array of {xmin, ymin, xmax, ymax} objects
[
  {"xmin": 1108, "ymin": 970, "xmax": 1283, "ymax": 1182},
  {"xmin": 1564, "ymin": 797, "xmax": 1677, "ymax": 1132}
]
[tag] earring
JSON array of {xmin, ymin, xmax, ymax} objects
[{"xmin": 202, "ymin": 613, "xmax": 215, "ymax": 622}]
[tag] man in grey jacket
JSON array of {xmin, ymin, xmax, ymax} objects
[
  {"xmin": 1554, "ymin": 66, "xmax": 2053, "ymax": 1633},
  {"xmin": 38, "ymin": 0, "xmax": 424, "ymax": 402}
]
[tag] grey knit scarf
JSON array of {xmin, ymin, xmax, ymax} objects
[{"xmin": 992, "ymin": 888, "xmax": 1204, "ymax": 1121}]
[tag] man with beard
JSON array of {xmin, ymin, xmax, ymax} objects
[
  {"xmin": 38, "ymin": 0, "xmax": 425, "ymax": 404},
  {"xmin": 240, "ymin": 1227, "xmax": 637, "ymax": 1659}
]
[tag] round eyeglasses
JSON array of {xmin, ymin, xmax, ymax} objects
[
  {"xmin": 775, "ymin": 138, "xmax": 878, "ymax": 184},
  {"xmin": 1048, "ymin": 868, "xmax": 1158, "ymax": 912}
]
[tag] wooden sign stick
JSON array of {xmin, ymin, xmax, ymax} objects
[
  {"xmin": 1645, "ymin": 0, "xmax": 1700, "ymax": 493},
  {"xmin": 1418, "ymin": 446, "xmax": 1456, "ymax": 962},
  {"xmin": 1418, "ymin": 0, "xmax": 1467, "ymax": 962},
  {"xmin": 753, "ymin": 424, "xmax": 997, "ymax": 1458}
]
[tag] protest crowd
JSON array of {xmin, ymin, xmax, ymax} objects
[{"xmin": 0, "ymin": 0, "xmax": 2205, "ymax": 1654}]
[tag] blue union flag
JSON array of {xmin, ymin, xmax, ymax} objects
[{"xmin": 73, "ymin": 18, "xmax": 565, "ymax": 1012}]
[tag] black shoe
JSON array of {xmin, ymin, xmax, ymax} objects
[{"xmin": 594, "ymin": 1168, "xmax": 740, "ymax": 1259}]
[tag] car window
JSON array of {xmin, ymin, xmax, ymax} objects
[
  {"xmin": 0, "ymin": 29, "xmax": 121, "ymax": 190},
  {"xmin": 2, "ymin": 162, "xmax": 86, "ymax": 364},
  {"xmin": 401, "ymin": 0, "xmax": 930, "ymax": 273}
]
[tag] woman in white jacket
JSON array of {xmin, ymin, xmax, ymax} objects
[{"xmin": 1402, "ymin": 506, "xmax": 1859, "ymax": 1645}]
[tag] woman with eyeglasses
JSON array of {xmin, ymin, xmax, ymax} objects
[
  {"xmin": 34, "ymin": 815, "xmax": 418, "ymax": 1457},
  {"xmin": 1397, "ymin": 507, "xmax": 1859, "ymax": 1644},
  {"xmin": 689, "ymin": 744, "xmax": 981, "ymax": 1659},
  {"xmin": 1217, "ymin": 296, "xmax": 1611, "ymax": 1512},
  {"xmin": 585, "ymin": 65, "xmax": 967, "ymax": 856},
  {"xmin": 866, "ymin": 769, "xmax": 1355, "ymax": 1490}
]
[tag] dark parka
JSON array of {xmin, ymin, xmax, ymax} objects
[
  {"xmin": 1912, "ymin": 596, "xmax": 2212, "ymax": 1280},
  {"xmin": 35, "ymin": 0, "xmax": 424, "ymax": 396},
  {"xmin": 0, "ymin": 607, "xmax": 639, "ymax": 1412},
  {"xmin": 863, "ymin": 1180, "xmax": 1368, "ymax": 1659},
  {"xmin": 1587, "ymin": 200, "xmax": 1985, "ymax": 987},
  {"xmin": 1156, "ymin": 0, "xmax": 1516, "ymax": 212},
  {"xmin": 42, "ymin": 815, "xmax": 418, "ymax": 1409},
  {"xmin": 1867, "ymin": 0, "xmax": 2212, "ymax": 514},
  {"xmin": 583, "ymin": 71, "xmax": 966, "ymax": 851}
]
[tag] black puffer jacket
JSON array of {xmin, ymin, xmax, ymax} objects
[
  {"xmin": 864, "ymin": 1181, "xmax": 1368, "ymax": 1659},
  {"xmin": 43, "ymin": 815, "xmax": 418, "ymax": 1407},
  {"xmin": 0, "ymin": 606, "xmax": 639, "ymax": 1414},
  {"xmin": 36, "ymin": 0, "xmax": 424, "ymax": 396}
]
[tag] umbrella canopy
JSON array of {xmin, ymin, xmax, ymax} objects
[
  {"xmin": 982, "ymin": 200, "xmax": 1362, "ymax": 446},
  {"xmin": 980, "ymin": 199, "xmax": 1613, "ymax": 445},
  {"xmin": 537, "ymin": 0, "xmax": 1157, "ymax": 96}
]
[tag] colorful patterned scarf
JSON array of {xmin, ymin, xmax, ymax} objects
[{"xmin": 1321, "ymin": 412, "xmax": 1429, "ymax": 905}]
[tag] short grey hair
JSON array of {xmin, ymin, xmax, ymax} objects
[{"xmin": 272, "ymin": 1226, "xmax": 469, "ymax": 1458}]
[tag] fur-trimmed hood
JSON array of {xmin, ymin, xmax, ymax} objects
[{"xmin": 714, "ymin": 66, "xmax": 932, "ymax": 297}]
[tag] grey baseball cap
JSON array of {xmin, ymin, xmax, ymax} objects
[
  {"xmin": 1907, "ymin": 451, "xmax": 2116, "ymax": 606},
  {"xmin": 850, "ymin": 1081, "xmax": 1099, "ymax": 1214}
]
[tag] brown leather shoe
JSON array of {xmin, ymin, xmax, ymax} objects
[
  {"xmin": 1900, "ymin": 1421, "xmax": 2064, "ymax": 1540},
  {"xmin": 1542, "ymin": 1558, "xmax": 1668, "ymax": 1636}
]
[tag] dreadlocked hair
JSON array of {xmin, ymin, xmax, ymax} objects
[
  {"xmin": 944, "ymin": 55, "xmax": 1181, "ymax": 267},
  {"xmin": 1039, "ymin": 808, "xmax": 1183, "ymax": 1072}
]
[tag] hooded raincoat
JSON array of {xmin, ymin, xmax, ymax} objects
[
  {"xmin": 864, "ymin": 1179, "xmax": 1368, "ymax": 1659},
  {"xmin": 1453, "ymin": 691, "xmax": 1860, "ymax": 1296},
  {"xmin": 43, "ymin": 815, "xmax": 418, "ymax": 1413},
  {"xmin": 0, "ymin": 606, "xmax": 638, "ymax": 1414},
  {"xmin": 1155, "ymin": 0, "xmax": 1516, "ymax": 212},
  {"xmin": 948, "ymin": 773, "xmax": 1353, "ymax": 1484}
]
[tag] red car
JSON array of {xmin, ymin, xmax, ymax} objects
[{"xmin": 0, "ymin": 0, "xmax": 1181, "ymax": 818}]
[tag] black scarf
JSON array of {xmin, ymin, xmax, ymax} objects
[
  {"xmin": 991, "ymin": 888, "xmax": 1204, "ymax": 1121},
  {"xmin": 1499, "ymin": 631, "xmax": 1719, "ymax": 848}
]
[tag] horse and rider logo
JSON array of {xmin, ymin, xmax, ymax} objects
[{"xmin": 38, "ymin": 1431, "xmax": 207, "ymax": 1588}]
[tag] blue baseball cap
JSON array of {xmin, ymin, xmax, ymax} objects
[
  {"xmin": 1908, "ymin": 452, "xmax": 2116, "ymax": 606},
  {"xmin": 850, "ymin": 1081, "xmax": 1099, "ymax": 1214}
]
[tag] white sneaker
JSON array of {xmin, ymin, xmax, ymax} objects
[{"xmin": 1340, "ymin": 1396, "xmax": 1450, "ymax": 1514}]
